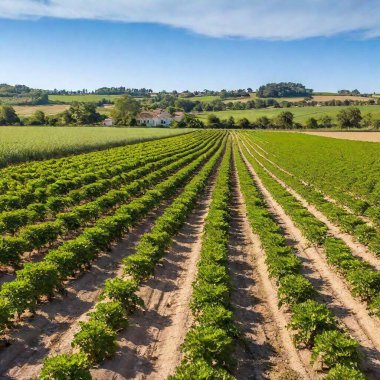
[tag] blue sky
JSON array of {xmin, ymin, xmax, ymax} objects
[{"xmin": 0, "ymin": 1, "xmax": 379, "ymax": 92}]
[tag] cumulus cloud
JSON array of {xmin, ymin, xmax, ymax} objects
[{"xmin": 1, "ymin": 0, "xmax": 380, "ymax": 40}]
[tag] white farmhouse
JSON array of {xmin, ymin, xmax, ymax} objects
[
  {"xmin": 102, "ymin": 118, "xmax": 113, "ymax": 126},
  {"xmin": 136, "ymin": 110, "xmax": 173, "ymax": 127}
]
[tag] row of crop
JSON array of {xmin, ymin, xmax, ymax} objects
[
  {"xmin": 0, "ymin": 134, "xmax": 225, "ymax": 334},
  {"xmin": 37, "ymin": 134, "xmax": 226, "ymax": 380},
  {"xmin": 240, "ymin": 139, "xmax": 380, "ymax": 318},
  {"xmin": 245, "ymin": 132, "xmax": 380, "ymax": 226},
  {"xmin": 0, "ymin": 131, "xmax": 196, "ymax": 190},
  {"xmin": 235, "ymin": 143, "xmax": 365, "ymax": 379},
  {"xmin": 243, "ymin": 133, "xmax": 380, "ymax": 255},
  {"xmin": 0, "ymin": 132, "xmax": 217, "ymax": 235},
  {"xmin": 0, "ymin": 136, "xmax": 220, "ymax": 267},
  {"xmin": 170, "ymin": 141, "xmax": 236, "ymax": 379},
  {"xmin": 0, "ymin": 131, "xmax": 210, "ymax": 213}
]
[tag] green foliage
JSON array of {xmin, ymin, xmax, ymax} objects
[
  {"xmin": 311, "ymin": 330, "xmax": 359, "ymax": 369},
  {"xmin": 289, "ymin": 300, "xmax": 336, "ymax": 347},
  {"xmin": 72, "ymin": 320, "xmax": 117, "ymax": 363},
  {"xmin": 325, "ymin": 364, "xmax": 365, "ymax": 380},
  {"xmin": 39, "ymin": 353, "xmax": 92, "ymax": 380},
  {"xmin": 88, "ymin": 301, "xmax": 128, "ymax": 330},
  {"xmin": 278, "ymin": 274, "xmax": 315, "ymax": 307}
]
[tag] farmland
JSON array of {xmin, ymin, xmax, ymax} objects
[
  {"xmin": 0, "ymin": 130, "xmax": 379, "ymax": 380},
  {"xmin": 0, "ymin": 127, "xmax": 190, "ymax": 166},
  {"xmin": 49, "ymin": 94, "xmax": 124, "ymax": 103},
  {"xmin": 197, "ymin": 104, "xmax": 380, "ymax": 124}
]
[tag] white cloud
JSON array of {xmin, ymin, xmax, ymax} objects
[{"xmin": 1, "ymin": 0, "xmax": 380, "ymax": 40}]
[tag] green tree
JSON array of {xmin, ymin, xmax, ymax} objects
[
  {"xmin": 207, "ymin": 114, "xmax": 221, "ymax": 128},
  {"xmin": 238, "ymin": 117, "xmax": 251, "ymax": 129},
  {"xmin": 273, "ymin": 111, "xmax": 294, "ymax": 129},
  {"xmin": 69, "ymin": 102, "xmax": 103, "ymax": 125},
  {"xmin": 337, "ymin": 107, "xmax": 362, "ymax": 129},
  {"xmin": 111, "ymin": 95, "xmax": 141, "ymax": 125},
  {"xmin": 256, "ymin": 116, "xmax": 270, "ymax": 129},
  {"xmin": 319, "ymin": 115, "xmax": 333, "ymax": 128},
  {"xmin": 305, "ymin": 117, "xmax": 319, "ymax": 129},
  {"xmin": 30, "ymin": 90, "xmax": 49, "ymax": 105},
  {"xmin": 361, "ymin": 113, "xmax": 373, "ymax": 129},
  {"xmin": 0, "ymin": 105, "xmax": 20, "ymax": 125},
  {"xmin": 28, "ymin": 110, "xmax": 46, "ymax": 125}
]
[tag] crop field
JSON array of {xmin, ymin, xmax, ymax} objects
[
  {"xmin": 49, "ymin": 94, "xmax": 124, "ymax": 103},
  {"xmin": 0, "ymin": 127, "xmax": 190, "ymax": 167},
  {"xmin": 13, "ymin": 104, "xmax": 70, "ymax": 116},
  {"xmin": 0, "ymin": 130, "xmax": 379, "ymax": 379},
  {"xmin": 197, "ymin": 104, "xmax": 380, "ymax": 124}
]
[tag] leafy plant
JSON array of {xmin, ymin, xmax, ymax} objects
[{"xmin": 278, "ymin": 274, "xmax": 315, "ymax": 307}]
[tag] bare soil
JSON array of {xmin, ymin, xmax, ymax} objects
[
  {"xmin": 92, "ymin": 172, "xmax": 218, "ymax": 380},
  {"xmin": 229, "ymin": 163, "xmax": 299, "ymax": 380},
  {"xmin": 239, "ymin": 144, "xmax": 380, "ymax": 379},
  {"xmin": 304, "ymin": 131, "xmax": 380, "ymax": 142}
]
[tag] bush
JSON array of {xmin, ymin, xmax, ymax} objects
[
  {"xmin": 278, "ymin": 274, "xmax": 315, "ymax": 307},
  {"xmin": 39, "ymin": 353, "xmax": 92, "ymax": 380},
  {"xmin": 289, "ymin": 300, "xmax": 336, "ymax": 347},
  {"xmin": 72, "ymin": 320, "xmax": 117, "ymax": 363},
  {"xmin": 311, "ymin": 330, "xmax": 359, "ymax": 369}
]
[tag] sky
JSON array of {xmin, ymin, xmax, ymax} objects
[{"xmin": 0, "ymin": 0, "xmax": 379, "ymax": 92}]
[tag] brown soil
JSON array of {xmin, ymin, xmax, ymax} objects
[
  {"xmin": 304, "ymin": 131, "xmax": 380, "ymax": 143},
  {"xmin": 242, "ymin": 139, "xmax": 380, "ymax": 270},
  {"xmin": 92, "ymin": 171, "xmax": 218, "ymax": 380},
  {"xmin": 0, "ymin": 205, "xmax": 171, "ymax": 380},
  {"xmin": 238, "ymin": 144, "xmax": 380, "ymax": 379},
  {"xmin": 229, "ymin": 163, "xmax": 300, "ymax": 380}
]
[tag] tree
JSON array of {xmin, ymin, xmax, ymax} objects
[
  {"xmin": 257, "ymin": 82, "xmax": 313, "ymax": 98},
  {"xmin": 238, "ymin": 117, "xmax": 251, "ymax": 129},
  {"xmin": 337, "ymin": 107, "xmax": 362, "ymax": 129},
  {"xmin": 256, "ymin": 116, "xmax": 270, "ymax": 129},
  {"xmin": 179, "ymin": 114, "xmax": 204, "ymax": 129},
  {"xmin": 273, "ymin": 111, "xmax": 294, "ymax": 129},
  {"xmin": 30, "ymin": 90, "xmax": 49, "ymax": 105},
  {"xmin": 319, "ymin": 115, "xmax": 333, "ymax": 129},
  {"xmin": 361, "ymin": 113, "xmax": 373, "ymax": 129},
  {"xmin": 28, "ymin": 110, "xmax": 46, "ymax": 125},
  {"xmin": 206, "ymin": 114, "xmax": 221, "ymax": 128},
  {"xmin": 111, "ymin": 95, "xmax": 141, "ymax": 125},
  {"xmin": 69, "ymin": 102, "xmax": 103, "ymax": 125},
  {"xmin": 0, "ymin": 105, "xmax": 20, "ymax": 125},
  {"xmin": 305, "ymin": 117, "xmax": 319, "ymax": 129}
]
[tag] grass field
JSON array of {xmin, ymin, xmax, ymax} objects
[
  {"xmin": 13, "ymin": 104, "xmax": 70, "ymax": 116},
  {"xmin": 0, "ymin": 126, "xmax": 191, "ymax": 166},
  {"xmin": 49, "ymin": 94, "xmax": 124, "ymax": 103},
  {"xmin": 196, "ymin": 104, "xmax": 380, "ymax": 124}
]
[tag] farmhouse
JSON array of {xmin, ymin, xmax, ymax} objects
[
  {"xmin": 136, "ymin": 110, "xmax": 173, "ymax": 127},
  {"xmin": 102, "ymin": 118, "xmax": 113, "ymax": 126}
]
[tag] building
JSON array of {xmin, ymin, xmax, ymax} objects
[
  {"xmin": 136, "ymin": 110, "xmax": 173, "ymax": 127},
  {"xmin": 102, "ymin": 118, "xmax": 113, "ymax": 126}
]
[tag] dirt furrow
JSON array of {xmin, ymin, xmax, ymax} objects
[
  {"xmin": 233, "ymin": 155, "xmax": 312, "ymax": 379},
  {"xmin": 229, "ymin": 165, "xmax": 299, "ymax": 380},
  {"xmin": 0, "ymin": 204, "xmax": 172, "ymax": 380},
  {"xmin": 238, "ymin": 144, "xmax": 380, "ymax": 378},
  {"xmin": 92, "ymin": 172, "xmax": 218, "ymax": 380},
  {"xmin": 241, "ymin": 139, "xmax": 380, "ymax": 270}
]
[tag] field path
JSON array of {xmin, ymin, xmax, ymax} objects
[
  {"xmin": 228, "ymin": 163, "xmax": 297, "ymax": 379},
  {"xmin": 242, "ymin": 139, "xmax": 380, "ymax": 269},
  {"xmin": 92, "ymin": 169, "xmax": 219, "ymax": 380},
  {"xmin": 239, "ymin": 144, "xmax": 380, "ymax": 379},
  {"xmin": 0, "ymin": 204, "xmax": 172, "ymax": 380}
]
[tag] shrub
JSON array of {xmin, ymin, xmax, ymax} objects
[
  {"xmin": 72, "ymin": 320, "xmax": 117, "ymax": 363},
  {"xmin": 39, "ymin": 353, "xmax": 92, "ymax": 380}
]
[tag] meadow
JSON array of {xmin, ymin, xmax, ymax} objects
[
  {"xmin": 49, "ymin": 94, "xmax": 124, "ymax": 103},
  {"xmin": 196, "ymin": 104, "xmax": 380, "ymax": 123},
  {"xmin": 0, "ymin": 126, "xmax": 190, "ymax": 166}
]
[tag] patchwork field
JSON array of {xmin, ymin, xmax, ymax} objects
[
  {"xmin": 0, "ymin": 130, "xmax": 378, "ymax": 379},
  {"xmin": 197, "ymin": 104, "xmax": 380, "ymax": 123},
  {"xmin": 305, "ymin": 131, "xmax": 380, "ymax": 142}
]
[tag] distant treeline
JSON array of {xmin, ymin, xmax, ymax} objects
[
  {"xmin": 0, "ymin": 84, "xmax": 48, "ymax": 105},
  {"xmin": 256, "ymin": 82, "xmax": 313, "ymax": 98},
  {"xmin": 49, "ymin": 87, "xmax": 154, "ymax": 97}
]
